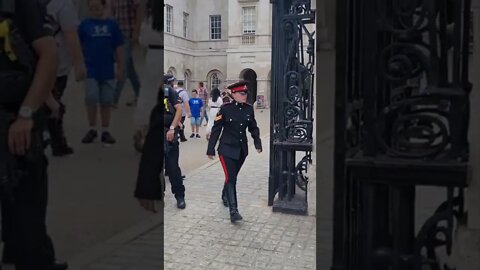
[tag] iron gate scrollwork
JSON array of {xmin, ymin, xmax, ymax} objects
[
  {"xmin": 333, "ymin": 0, "xmax": 471, "ymax": 269},
  {"xmin": 268, "ymin": 0, "xmax": 315, "ymax": 215}
]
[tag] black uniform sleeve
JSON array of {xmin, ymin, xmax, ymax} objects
[
  {"xmin": 15, "ymin": 0, "xmax": 52, "ymax": 43},
  {"xmin": 134, "ymin": 104, "xmax": 164, "ymax": 201},
  {"xmin": 248, "ymin": 108, "xmax": 262, "ymax": 151},
  {"xmin": 206, "ymin": 107, "xmax": 225, "ymax": 156}
]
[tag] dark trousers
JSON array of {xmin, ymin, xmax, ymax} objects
[
  {"xmin": 165, "ymin": 141, "xmax": 185, "ymax": 198},
  {"xmin": 219, "ymin": 153, "xmax": 247, "ymax": 213},
  {"xmin": 47, "ymin": 76, "xmax": 69, "ymax": 149},
  {"xmin": 1, "ymin": 154, "xmax": 55, "ymax": 270},
  {"xmin": 178, "ymin": 116, "xmax": 187, "ymax": 140}
]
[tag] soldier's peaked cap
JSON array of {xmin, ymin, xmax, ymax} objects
[{"xmin": 227, "ymin": 81, "xmax": 248, "ymax": 93}]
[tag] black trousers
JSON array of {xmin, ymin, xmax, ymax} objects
[
  {"xmin": 220, "ymin": 152, "xmax": 247, "ymax": 212},
  {"xmin": 165, "ymin": 140, "xmax": 185, "ymax": 199},
  {"xmin": 47, "ymin": 76, "xmax": 69, "ymax": 148},
  {"xmin": 219, "ymin": 154, "xmax": 247, "ymax": 187},
  {"xmin": 178, "ymin": 116, "xmax": 187, "ymax": 140},
  {"xmin": 1, "ymin": 154, "xmax": 55, "ymax": 270}
]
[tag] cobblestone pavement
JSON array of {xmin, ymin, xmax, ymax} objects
[{"xmin": 73, "ymin": 136, "xmax": 316, "ymax": 270}]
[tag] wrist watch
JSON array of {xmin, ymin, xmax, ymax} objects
[
  {"xmin": 169, "ymin": 125, "xmax": 175, "ymax": 130},
  {"xmin": 18, "ymin": 105, "xmax": 33, "ymax": 119}
]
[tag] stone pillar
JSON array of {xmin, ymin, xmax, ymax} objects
[
  {"xmin": 316, "ymin": 0, "xmax": 333, "ymax": 50},
  {"xmin": 453, "ymin": 1, "xmax": 480, "ymax": 268}
]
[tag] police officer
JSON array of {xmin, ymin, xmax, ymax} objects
[
  {"xmin": 0, "ymin": 0, "xmax": 68, "ymax": 269},
  {"xmin": 135, "ymin": 74, "xmax": 186, "ymax": 210},
  {"xmin": 207, "ymin": 81, "xmax": 262, "ymax": 223}
]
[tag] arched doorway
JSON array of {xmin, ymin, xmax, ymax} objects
[{"xmin": 240, "ymin": 69, "xmax": 257, "ymax": 105}]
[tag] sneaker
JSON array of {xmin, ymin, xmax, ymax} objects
[
  {"xmin": 101, "ymin": 132, "xmax": 116, "ymax": 145},
  {"xmin": 81, "ymin": 130, "xmax": 98, "ymax": 144},
  {"xmin": 196, "ymin": 134, "xmax": 201, "ymax": 138},
  {"xmin": 190, "ymin": 134, "xmax": 195, "ymax": 138}
]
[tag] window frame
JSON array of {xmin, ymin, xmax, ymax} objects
[
  {"xmin": 242, "ymin": 6, "xmax": 256, "ymax": 35},
  {"xmin": 210, "ymin": 15, "xmax": 222, "ymax": 40},
  {"xmin": 183, "ymin": 12, "xmax": 189, "ymax": 38},
  {"xmin": 165, "ymin": 5, "xmax": 173, "ymax": 33},
  {"xmin": 210, "ymin": 72, "xmax": 222, "ymax": 90}
]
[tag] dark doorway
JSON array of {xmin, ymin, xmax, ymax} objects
[{"xmin": 241, "ymin": 69, "xmax": 257, "ymax": 105}]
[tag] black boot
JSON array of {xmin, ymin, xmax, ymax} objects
[
  {"xmin": 176, "ymin": 197, "xmax": 186, "ymax": 209},
  {"xmin": 179, "ymin": 128, "xmax": 187, "ymax": 142},
  {"xmin": 48, "ymin": 118, "xmax": 73, "ymax": 157},
  {"xmin": 221, "ymin": 186, "xmax": 228, "ymax": 207},
  {"xmin": 225, "ymin": 184, "xmax": 242, "ymax": 223}
]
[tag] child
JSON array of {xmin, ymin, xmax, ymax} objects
[
  {"xmin": 189, "ymin": 89, "xmax": 204, "ymax": 138},
  {"xmin": 78, "ymin": 0, "xmax": 124, "ymax": 145}
]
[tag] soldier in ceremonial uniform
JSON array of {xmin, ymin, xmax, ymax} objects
[{"xmin": 206, "ymin": 81, "xmax": 262, "ymax": 223}]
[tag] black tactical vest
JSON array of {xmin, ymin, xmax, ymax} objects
[{"xmin": 0, "ymin": 1, "xmax": 37, "ymax": 109}]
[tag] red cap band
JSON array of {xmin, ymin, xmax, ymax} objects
[{"xmin": 231, "ymin": 85, "xmax": 248, "ymax": 92}]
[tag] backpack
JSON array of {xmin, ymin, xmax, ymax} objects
[
  {"xmin": 163, "ymin": 86, "xmax": 175, "ymax": 127},
  {"xmin": 0, "ymin": 1, "xmax": 37, "ymax": 109},
  {"xmin": 177, "ymin": 89, "xmax": 185, "ymax": 103}
]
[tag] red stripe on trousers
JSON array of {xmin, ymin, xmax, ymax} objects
[{"xmin": 219, "ymin": 155, "xmax": 229, "ymax": 184}]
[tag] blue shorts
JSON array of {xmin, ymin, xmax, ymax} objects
[
  {"xmin": 85, "ymin": 79, "xmax": 115, "ymax": 106},
  {"xmin": 190, "ymin": 116, "xmax": 202, "ymax": 126}
]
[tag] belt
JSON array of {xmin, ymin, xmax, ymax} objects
[
  {"xmin": 210, "ymin": 106, "xmax": 220, "ymax": 108},
  {"xmin": 148, "ymin": 44, "xmax": 164, "ymax": 50}
]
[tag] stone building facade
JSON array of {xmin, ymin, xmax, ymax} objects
[{"xmin": 163, "ymin": 0, "xmax": 274, "ymax": 107}]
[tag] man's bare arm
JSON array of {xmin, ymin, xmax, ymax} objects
[
  {"xmin": 134, "ymin": 0, "xmax": 146, "ymax": 40},
  {"xmin": 64, "ymin": 29, "xmax": 85, "ymax": 71},
  {"xmin": 22, "ymin": 36, "xmax": 58, "ymax": 111}
]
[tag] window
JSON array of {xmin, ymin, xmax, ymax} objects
[
  {"xmin": 183, "ymin": 12, "xmax": 189, "ymax": 38},
  {"xmin": 242, "ymin": 7, "xmax": 256, "ymax": 34},
  {"xmin": 165, "ymin": 5, "xmax": 173, "ymax": 33},
  {"xmin": 242, "ymin": 7, "xmax": 256, "ymax": 44},
  {"xmin": 210, "ymin": 73, "xmax": 221, "ymax": 90},
  {"xmin": 210, "ymin": 15, "xmax": 222, "ymax": 40},
  {"xmin": 184, "ymin": 72, "xmax": 189, "ymax": 90}
]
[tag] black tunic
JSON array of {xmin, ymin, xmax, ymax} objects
[{"xmin": 207, "ymin": 102, "xmax": 262, "ymax": 160}]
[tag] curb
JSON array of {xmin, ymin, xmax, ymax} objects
[{"xmin": 68, "ymin": 133, "xmax": 271, "ymax": 269}]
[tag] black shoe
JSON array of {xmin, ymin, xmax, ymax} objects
[
  {"xmin": 52, "ymin": 144, "xmax": 74, "ymax": 157},
  {"xmin": 101, "ymin": 131, "xmax": 116, "ymax": 145},
  {"xmin": 47, "ymin": 261, "xmax": 68, "ymax": 270},
  {"xmin": 190, "ymin": 134, "xmax": 195, "ymax": 138},
  {"xmin": 182, "ymin": 175, "xmax": 186, "ymax": 179},
  {"xmin": 230, "ymin": 211, "xmax": 243, "ymax": 223},
  {"xmin": 176, "ymin": 197, "xmax": 186, "ymax": 209},
  {"xmin": 180, "ymin": 138, "xmax": 188, "ymax": 142},
  {"xmin": 196, "ymin": 134, "xmax": 201, "ymax": 138},
  {"xmin": 81, "ymin": 129, "xmax": 97, "ymax": 144}
]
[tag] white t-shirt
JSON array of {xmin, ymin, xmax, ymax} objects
[
  {"xmin": 208, "ymin": 97, "xmax": 223, "ymax": 108},
  {"xmin": 176, "ymin": 88, "xmax": 190, "ymax": 117},
  {"xmin": 47, "ymin": 0, "xmax": 80, "ymax": 77},
  {"xmin": 139, "ymin": 21, "xmax": 163, "ymax": 46}
]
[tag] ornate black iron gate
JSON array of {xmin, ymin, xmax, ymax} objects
[
  {"xmin": 333, "ymin": 0, "xmax": 471, "ymax": 269},
  {"xmin": 268, "ymin": 0, "xmax": 315, "ymax": 215}
]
